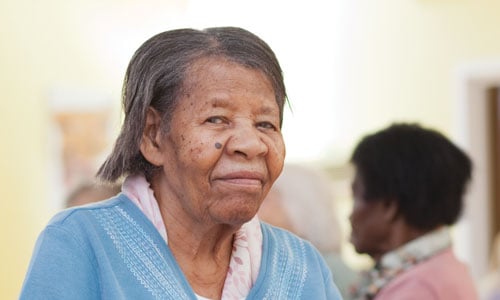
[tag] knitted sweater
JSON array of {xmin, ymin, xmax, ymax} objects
[{"xmin": 20, "ymin": 195, "xmax": 341, "ymax": 299}]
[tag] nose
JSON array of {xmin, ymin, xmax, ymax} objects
[{"xmin": 226, "ymin": 123, "xmax": 268, "ymax": 159}]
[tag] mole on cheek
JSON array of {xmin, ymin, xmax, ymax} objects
[{"xmin": 215, "ymin": 142, "xmax": 222, "ymax": 149}]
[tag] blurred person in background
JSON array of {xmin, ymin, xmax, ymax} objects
[
  {"xmin": 65, "ymin": 180, "xmax": 121, "ymax": 207},
  {"xmin": 348, "ymin": 123, "xmax": 477, "ymax": 300},
  {"xmin": 259, "ymin": 163, "xmax": 359, "ymax": 300},
  {"xmin": 20, "ymin": 27, "xmax": 341, "ymax": 299}
]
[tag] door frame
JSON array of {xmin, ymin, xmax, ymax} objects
[{"xmin": 454, "ymin": 61, "xmax": 500, "ymax": 280}]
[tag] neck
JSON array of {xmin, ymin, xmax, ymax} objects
[
  {"xmin": 168, "ymin": 224, "xmax": 234, "ymax": 299},
  {"xmin": 372, "ymin": 218, "xmax": 432, "ymax": 263},
  {"xmin": 164, "ymin": 210, "xmax": 236, "ymax": 262},
  {"xmin": 153, "ymin": 188, "xmax": 239, "ymax": 299}
]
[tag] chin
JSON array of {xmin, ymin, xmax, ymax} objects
[
  {"xmin": 209, "ymin": 196, "xmax": 261, "ymax": 226},
  {"xmin": 230, "ymin": 212, "xmax": 257, "ymax": 225},
  {"xmin": 353, "ymin": 246, "xmax": 364, "ymax": 255},
  {"xmin": 350, "ymin": 237, "xmax": 362, "ymax": 254},
  {"xmin": 217, "ymin": 209, "xmax": 258, "ymax": 227}
]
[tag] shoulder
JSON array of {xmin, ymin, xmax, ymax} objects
[
  {"xmin": 260, "ymin": 222, "xmax": 325, "ymax": 263},
  {"xmin": 260, "ymin": 222, "xmax": 333, "ymax": 269},
  {"xmin": 38, "ymin": 194, "xmax": 148, "ymax": 252},
  {"xmin": 48, "ymin": 194, "xmax": 133, "ymax": 228},
  {"xmin": 32, "ymin": 195, "xmax": 133, "ymax": 251},
  {"xmin": 21, "ymin": 194, "xmax": 157, "ymax": 299},
  {"xmin": 379, "ymin": 249, "xmax": 478, "ymax": 300},
  {"xmin": 256, "ymin": 222, "xmax": 342, "ymax": 299},
  {"xmin": 18, "ymin": 198, "xmax": 134, "ymax": 299},
  {"xmin": 261, "ymin": 222, "xmax": 317, "ymax": 251}
]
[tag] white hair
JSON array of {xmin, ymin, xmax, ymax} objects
[{"xmin": 270, "ymin": 163, "xmax": 342, "ymax": 252}]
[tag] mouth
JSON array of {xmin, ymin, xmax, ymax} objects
[{"xmin": 214, "ymin": 171, "xmax": 264, "ymax": 187}]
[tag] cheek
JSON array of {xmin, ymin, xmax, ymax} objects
[
  {"xmin": 266, "ymin": 136, "xmax": 286, "ymax": 178},
  {"xmin": 174, "ymin": 133, "xmax": 219, "ymax": 167},
  {"xmin": 185, "ymin": 140, "xmax": 211, "ymax": 161},
  {"xmin": 350, "ymin": 202, "xmax": 368, "ymax": 230},
  {"xmin": 349, "ymin": 208, "xmax": 361, "ymax": 230}
]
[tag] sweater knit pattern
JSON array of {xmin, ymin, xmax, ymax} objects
[
  {"xmin": 93, "ymin": 206, "xmax": 190, "ymax": 299},
  {"xmin": 262, "ymin": 229, "xmax": 308, "ymax": 299}
]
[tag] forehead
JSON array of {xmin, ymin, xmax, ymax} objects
[
  {"xmin": 179, "ymin": 56, "xmax": 277, "ymax": 108},
  {"xmin": 182, "ymin": 56, "xmax": 272, "ymax": 89}
]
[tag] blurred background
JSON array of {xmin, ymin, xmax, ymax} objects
[{"xmin": 2, "ymin": 0, "xmax": 500, "ymax": 298}]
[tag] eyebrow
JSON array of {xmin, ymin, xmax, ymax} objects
[
  {"xmin": 258, "ymin": 103, "xmax": 279, "ymax": 115},
  {"xmin": 209, "ymin": 97, "xmax": 279, "ymax": 115}
]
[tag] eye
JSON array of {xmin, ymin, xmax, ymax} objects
[
  {"xmin": 257, "ymin": 121, "xmax": 278, "ymax": 131},
  {"xmin": 205, "ymin": 116, "xmax": 226, "ymax": 124}
]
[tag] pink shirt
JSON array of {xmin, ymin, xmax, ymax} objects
[{"xmin": 375, "ymin": 249, "xmax": 477, "ymax": 300}]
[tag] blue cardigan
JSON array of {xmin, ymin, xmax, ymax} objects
[{"xmin": 20, "ymin": 195, "xmax": 342, "ymax": 299}]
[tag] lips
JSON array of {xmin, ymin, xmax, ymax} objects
[{"xmin": 215, "ymin": 171, "xmax": 264, "ymax": 186}]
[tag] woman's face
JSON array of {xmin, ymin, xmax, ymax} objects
[
  {"xmin": 152, "ymin": 57, "xmax": 285, "ymax": 227},
  {"xmin": 349, "ymin": 169, "xmax": 392, "ymax": 260}
]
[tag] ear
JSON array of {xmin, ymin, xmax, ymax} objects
[
  {"xmin": 140, "ymin": 107, "xmax": 164, "ymax": 166},
  {"xmin": 380, "ymin": 198, "xmax": 399, "ymax": 223}
]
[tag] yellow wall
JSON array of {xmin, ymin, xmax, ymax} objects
[
  {"xmin": 326, "ymin": 0, "xmax": 500, "ymax": 161},
  {"xmin": 0, "ymin": 1, "xmax": 119, "ymax": 298},
  {"xmin": 1, "ymin": 2, "xmax": 48, "ymax": 296},
  {"xmin": 2, "ymin": 0, "xmax": 500, "ymax": 298}
]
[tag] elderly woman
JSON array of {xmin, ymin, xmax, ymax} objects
[
  {"xmin": 349, "ymin": 123, "xmax": 477, "ymax": 300},
  {"xmin": 20, "ymin": 27, "xmax": 341, "ymax": 300}
]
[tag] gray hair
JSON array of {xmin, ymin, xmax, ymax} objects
[
  {"xmin": 270, "ymin": 164, "xmax": 342, "ymax": 252},
  {"xmin": 97, "ymin": 27, "xmax": 287, "ymax": 183}
]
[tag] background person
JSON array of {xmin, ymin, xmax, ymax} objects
[
  {"xmin": 20, "ymin": 27, "xmax": 341, "ymax": 299},
  {"xmin": 349, "ymin": 123, "xmax": 477, "ymax": 300},
  {"xmin": 65, "ymin": 180, "xmax": 121, "ymax": 207},
  {"xmin": 259, "ymin": 163, "xmax": 359, "ymax": 299}
]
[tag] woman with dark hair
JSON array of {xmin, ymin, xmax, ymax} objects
[
  {"xmin": 349, "ymin": 123, "xmax": 477, "ymax": 299},
  {"xmin": 20, "ymin": 27, "xmax": 341, "ymax": 299}
]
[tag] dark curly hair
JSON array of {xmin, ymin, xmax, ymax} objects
[
  {"xmin": 97, "ymin": 27, "xmax": 287, "ymax": 183},
  {"xmin": 350, "ymin": 123, "xmax": 472, "ymax": 230}
]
